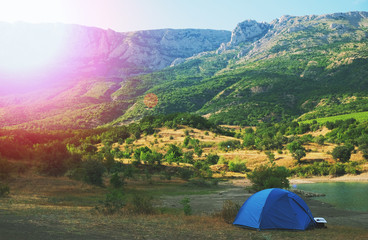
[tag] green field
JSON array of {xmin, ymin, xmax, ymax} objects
[{"xmin": 299, "ymin": 111, "xmax": 368, "ymax": 124}]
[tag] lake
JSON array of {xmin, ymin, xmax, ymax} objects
[{"xmin": 295, "ymin": 182, "xmax": 368, "ymax": 212}]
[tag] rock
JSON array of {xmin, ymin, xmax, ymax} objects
[
  {"xmin": 228, "ymin": 20, "xmax": 270, "ymax": 47},
  {"xmin": 0, "ymin": 23, "xmax": 231, "ymax": 78},
  {"xmin": 291, "ymin": 189, "xmax": 326, "ymax": 198}
]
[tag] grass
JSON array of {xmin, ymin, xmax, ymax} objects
[
  {"xmin": 1, "ymin": 174, "xmax": 368, "ymax": 239},
  {"xmin": 1, "ymin": 198, "xmax": 368, "ymax": 240},
  {"xmin": 300, "ymin": 111, "xmax": 368, "ymax": 124}
]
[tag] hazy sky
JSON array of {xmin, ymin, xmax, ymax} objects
[{"xmin": 0, "ymin": 0, "xmax": 367, "ymax": 32}]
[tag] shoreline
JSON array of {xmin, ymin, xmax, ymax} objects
[{"xmin": 290, "ymin": 172, "xmax": 368, "ymax": 184}]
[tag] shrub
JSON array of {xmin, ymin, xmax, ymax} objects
[
  {"xmin": 177, "ymin": 167, "xmax": 193, "ymax": 180},
  {"xmin": 134, "ymin": 147, "xmax": 152, "ymax": 161},
  {"xmin": 219, "ymin": 140, "xmax": 241, "ymax": 152},
  {"xmin": 316, "ymin": 135, "xmax": 326, "ymax": 145},
  {"xmin": 332, "ymin": 145, "xmax": 353, "ymax": 163},
  {"xmin": 160, "ymin": 170, "xmax": 173, "ymax": 180},
  {"xmin": 125, "ymin": 138, "xmax": 134, "ymax": 144},
  {"xmin": 165, "ymin": 144, "xmax": 183, "ymax": 164},
  {"xmin": 65, "ymin": 167, "xmax": 86, "ymax": 181},
  {"xmin": 186, "ymin": 178, "xmax": 211, "ymax": 187},
  {"xmin": 183, "ymin": 151, "xmax": 194, "ymax": 164},
  {"xmin": 219, "ymin": 200, "xmax": 240, "ymax": 224},
  {"xmin": 104, "ymin": 152, "xmax": 116, "ymax": 173},
  {"xmin": 82, "ymin": 158, "xmax": 106, "ymax": 186},
  {"xmin": 217, "ymin": 156, "xmax": 228, "ymax": 165},
  {"xmin": 129, "ymin": 194, "xmax": 155, "ymax": 215},
  {"xmin": 206, "ymin": 154, "xmax": 220, "ymax": 165},
  {"xmin": 299, "ymin": 134, "xmax": 313, "ymax": 144},
  {"xmin": 96, "ymin": 189, "xmax": 125, "ymax": 215},
  {"xmin": 140, "ymin": 151, "xmax": 163, "ymax": 166},
  {"xmin": 183, "ymin": 136, "xmax": 191, "ymax": 147},
  {"xmin": 344, "ymin": 162, "xmax": 360, "ymax": 175},
  {"xmin": 247, "ymin": 163, "xmax": 290, "ymax": 191},
  {"xmin": 37, "ymin": 143, "xmax": 72, "ymax": 177},
  {"xmin": 265, "ymin": 151, "xmax": 275, "ymax": 162},
  {"xmin": 287, "ymin": 141, "xmax": 306, "ymax": 163},
  {"xmin": 0, "ymin": 156, "xmax": 12, "ymax": 180},
  {"xmin": 328, "ymin": 163, "xmax": 345, "ymax": 176},
  {"xmin": 110, "ymin": 173, "xmax": 125, "ymax": 188},
  {"xmin": 0, "ymin": 182, "xmax": 10, "ymax": 197},
  {"xmin": 180, "ymin": 197, "xmax": 192, "ymax": 216},
  {"xmin": 194, "ymin": 145, "xmax": 203, "ymax": 157},
  {"xmin": 228, "ymin": 161, "xmax": 248, "ymax": 173}
]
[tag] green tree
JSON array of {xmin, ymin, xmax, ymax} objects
[
  {"xmin": 206, "ymin": 154, "xmax": 220, "ymax": 165},
  {"xmin": 332, "ymin": 145, "xmax": 353, "ymax": 163},
  {"xmin": 194, "ymin": 145, "xmax": 203, "ymax": 157},
  {"xmin": 316, "ymin": 135, "xmax": 326, "ymax": 145},
  {"xmin": 82, "ymin": 158, "xmax": 106, "ymax": 186},
  {"xmin": 165, "ymin": 144, "xmax": 183, "ymax": 164},
  {"xmin": 287, "ymin": 141, "xmax": 306, "ymax": 163},
  {"xmin": 247, "ymin": 163, "xmax": 290, "ymax": 191}
]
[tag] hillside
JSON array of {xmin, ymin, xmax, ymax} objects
[
  {"xmin": 0, "ymin": 23, "xmax": 230, "ymax": 129},
  {"xmin": 1, "ymin": 11, "xmax": 368, "ymax": 129},
  {"xmin": 113, "ymin": 11, "xmax": 368, "ymax": 126}
]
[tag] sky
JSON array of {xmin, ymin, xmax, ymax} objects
[{"xmin": 0, "ymin": 0, "xmax": 367, "ymax": 32}]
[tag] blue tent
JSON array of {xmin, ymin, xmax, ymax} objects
[{"xmin": 233, "ymin": 188, "xmax": 315, "ymax": 230}]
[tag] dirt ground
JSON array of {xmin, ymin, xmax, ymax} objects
[{"xmin": 1, "ymin": 174, "xmax": 368, "ymax": 239}]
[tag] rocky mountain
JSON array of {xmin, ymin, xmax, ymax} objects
[
  {"xmin": 112, "ymin": 11, "xmax": 368, "ymax": 126},
  {"xmin": 0, "ymin": 22, "xmax": 230, "ymax": 92},
  {"xmin": 1, "ymin": 11, "xmax": 368, "ymax": 129}
]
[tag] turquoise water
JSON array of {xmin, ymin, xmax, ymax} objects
[{"xmin": 295, "ymin": 182, "xmax": 368, "ymax": 212}]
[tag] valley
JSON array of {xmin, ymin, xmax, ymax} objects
[{"xmin": 1, "ymin": 10, "xmax": 368, "ymax": 239}]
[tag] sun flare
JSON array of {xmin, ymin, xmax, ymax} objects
[{"xmin": 0, "ymin": 23, "xmax": 68, "ymax": 77}]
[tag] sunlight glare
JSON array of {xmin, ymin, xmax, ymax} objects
[{"xmin": 0, "ymin": 23, "xmax": 68, "ymax": 81}]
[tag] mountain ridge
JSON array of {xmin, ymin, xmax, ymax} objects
[{"xmin": 1, "ymin": 11, "xmax": 368, "ymax": 129}]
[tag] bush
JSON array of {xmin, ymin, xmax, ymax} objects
[
  {"xmin": 82, "ymin": 158, "xmax": 106, "ymax": 186},
  {"xmin": 0, "ymin": 156, "xmax": 12, "ymax": 180},
  {"xmin": 316, "ymin": 135, "xmax": 326, "ymax": 145},
  {"xmin": 328, "ymin": 163, "xmax": 345, "ymax": 176},
  {"xmin": 287, "ymin": 141, "xmax": 306, "ymax": 163},
  {"xmin": 180, "ymin": 197, "xmax": 192, "ymax": 216},
  {"xmin": 125, "ymin": 138, "xmax": 134, "ymax": 144},
  {"xmin": 219, "ymin": 200, "xmax": 240, "ymax": 224},
  {"xmin": 0, "ymin": 182, "xmax": 10, "ymax": 197},
  {"xmin": 344, "ymin": 162, "xmax": 360, "ymax": 175},
  {"xmin": 228, "ymin": 161, "xmax": 248, "ymax": 173},
  {"xmin": 218, "ymin": 140, "xmax": 241, "ymax": 152},
  {"xmin": 291, "ymin": 161, "xmax": 330, "ymax": 177},
  {"xmin": 129, "ymin": 194, "xmax": 155, "ymax": 215},
  {"xmin": 194, "ymin": 145, "xmax": 203, "ymax": 157},
  {"xmin": 247, "ymin": 163, "xmax": 290, "ymax": 191},
  {"xmin": 332, "ymin": 145, "xmax": 353, "ymax": 163},
  {"xmin": 183, "ymin": 151, "xmax": 194, "ymax": 164},
  {"xmin": 65, "ymin": 167, "xmax": 86, "ymax": 181},
  {"xmin": 104, "ymin": 152, "xmax": 115, "ymax": 173},
  {"xmin": 110, "ymin": 173, "xmax": 125, "ymax": 188},
  {"xmin": 96, "ymin": 189, "xmax": 125, "ymax": 215},
  {"xmin": 193, "ymin": 162, "xmax": 213, "ymax": 178},
  {"xmin": 206, "ymin": 154, "xmax": 220, "ymax": 165},
  {"xmin": 177, "ymin": 167, "xmax": 193, "ymax": 180},
  {"xmin": 186, "ymin": 178, "xmax": 211, "ymax": 187},
  {"xmin": 36, "ymin": 142, "xmax": 78, "ymax": 177}
]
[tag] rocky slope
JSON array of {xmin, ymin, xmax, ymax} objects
[
  {"xmin": 1, "ymin": 11, "xmax": 368, "ymax": 129},
  {"xmin": 112, "ymin": 11, "xmax": 368, "ymax": 126},
  {"xmin": 0, "ymin": 22, "xmax": 230, "ymax": 91}
]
